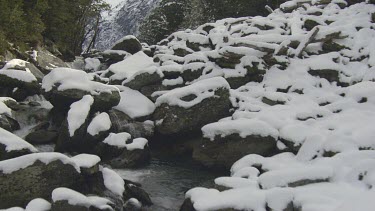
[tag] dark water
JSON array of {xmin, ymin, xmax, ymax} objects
[{"xmin": 115, "ymin": 156, "xmax": 222, "ymax": 211}]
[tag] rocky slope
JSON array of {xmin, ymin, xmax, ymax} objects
[{"xmin": 1, "ymin": 0, "xmax": 375, "ymax": 210}]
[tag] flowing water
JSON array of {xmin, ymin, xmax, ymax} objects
[{"xmin": 115, "ymin": 155, "xmax": 223, "ymax": 211}]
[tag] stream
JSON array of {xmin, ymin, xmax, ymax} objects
[{"xmin": 115, "ymin": 154, "xmax": 222, "ymax": 211}]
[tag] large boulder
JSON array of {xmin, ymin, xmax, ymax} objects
[
  {"xmin": 42, "ymin": 68, "xmax": 120, "ymax": 111},
  {"xmin": 95, "ymin": 133, "xmax": 151, "ymax": 168},
  {"xmin": 153, "ymin": 77, "xmax": 231, "ymax": 136},
  {"xmin": 105, "ymin": 51, "xmax": 162, "ymax": 88},
  {"xmin": 0, "ymin": 127, "xmax": 37, "ymax": 161},
  {"xmin": 111, "ymin": 35, "xmax": 143, "ymax": 54},
  {"xmin": 0, "ymin": 60, "xmax": 41, "ymax": 100},
  {"xmin": 29, "ymin": 47, "xmax": 68, "ymax": 74},
  {"xmin": 0, "ymin": 153, "xmax": 83, "ymax": 209},
  {"xmin": 193, "ymin": 119, "xmax": 279, "ymax": 170},
  {"xmin": 51, "ymin": 187, "xmax": 115, "ymax": 211}
]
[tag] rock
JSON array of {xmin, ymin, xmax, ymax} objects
[
  {"xmin": 194, "ymin": 119, "xmax": 279, "ymax": 170},
  {"xmin": 214, "ymin": 51, "xmax": 243, "ymax": 69},
  {"xmin": 51, "ymin": 187, "xmax": 115, "ymax": 211},
  {"xmin": 123, "ymin": 71, "xmax": 163, "ymax": 91},
  {"xmin": 123, "ymin": 198, "xmax": 142, "ymax": 211},
  {"xmin": 95, "ymin": 135, "xmax": 151, "ymax": 168},
  {"xmin": 0, "ymin": 69, "xmax": 41, "ymax": 96},
  {"xmin": 25, "ymin": 130, "xmax": 58, "ymax": 145},
  {"xmin": 304, "ymin": 19, "xmax": 320, "ymax": 31},
  {"xmin": 111, "ymin": 35, "xmax": 143, "ymax": 54},
  {"xmin": 308, "ymin": 69, "xmax": 339, "ymax": 83},
  {"xmin": 29, "ymin": 47, "xmax": 68, "ymax": 74},
  {"xmin": 0, "ymin": 154, "xmax": 84, "ymax": 209},
  {"xmin": 42, "ymin": 68, "xmax": 121, "ymax": 112},
  {"xmin": 125, "ymin": 184, "xmax": 153, "ymax": 206},
  {"xmin": 109, "ymin": 109, "xmax": 154, "ymax": 139},
  {"xmin": 180, "ymin": 198, "xmax": 196, "ymax": 211},
  {"xmin": 153, "ymin": 77, "xmax": 231, "ymax": 136},
  {"xmin": 44, "ymin": 88, "xmax": 120, "ymax": 112},
  {"xmin": 193, "ymin": 134, "xmax": 278, "ymax": 170},
  {"xmin": 0, "ymin": 127, "xmax": 37, "ymax": 161},
  {"xmin": 0, "ymin": 113, "xmax": 20, "ymax": 132},
  {"xmin": 107, "ymin": 146, "xmax": 151, "ymax": 168}
]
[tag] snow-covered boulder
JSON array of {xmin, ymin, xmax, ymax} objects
[
  {"xmin": 0, "ymin": 127, "xmax": 37, "ymax": 161},
  {"xmin": 153, "ymin": 77, "xmax": 231, "ymax": 136},
  {"xmin": 42, "ymin": 68, "xmax": 120, "ymax": 111},
  {"xmin": 0, "ymin": 98, "xmax": 20, "ymax": 132},
  {"xmin": 55, "ymin": 96, "xmax": 110, "ymax": 153},
  {"xmin": 193, "ymin": 119, "xmax": 279, "ymax": 170},
  {"xmin": 95, "ymin": 133, "xmax": 151, "ymax": 168},
  {"xmin": 51, "ymin": 187, "xmax": 114, "ymax": 211},
  {"xmin": 0, "ymin": 153, "xmax": 82, "ymax": 209},
  {"xmin": 29, "ymin": 47, "xmax": 68, "ymax": 73},
  {"xmin": 114, "ymin": 86, "xmax": 156, "ymax": 120},
  {"xmin": 0, "ymin": 60, "xmax": 41, "ymax": 100},
  {"xmin": 0, "ymin": 152, "xmax": 130, "ymax": 210},
  {"xmin": 111, "ymin": 35, "xmax": 143, "ymax": 55},
  {"xmin": 105, "ymin": 51, "xmax": 163, "ymax": 90}
]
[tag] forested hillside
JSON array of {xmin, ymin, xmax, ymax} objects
[{"xmin": 0, "ymin": 0, "xmax": 108, "ymax": 60}]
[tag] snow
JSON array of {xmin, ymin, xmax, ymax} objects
[
  {"xmin": 42, "ymin": 68, "xmax": 119, "ymax": 94},
  {"xmin": 87, "ymin": 112, "xmax": 112, "ymax": 136},
  {"xmin": 103, "ymin": 132, "xmax": 132, "ymax": 148},
  {"xmin": 165, "ymin": 1, "xmax": 375, "ymax": 210},
  {"xmin": 202, "ymin": 118, "xmax": 279, "ymax": 141},
  {"xmin": 67, "ymin": 95, "xmax": 94, "ymax": 137},
  {"xmin": 71, "ymin": 154, "xmax": 101, "ymax": 169},
  {"xmin": 0, "ymin": 97, "xmax": 13, "ymax": 115},
  {"xmin": 0, "ymin": 127, "xmax": 37, "ymax": 153},
  {"xmin": 52, "ymin": 187, "xmax": 113, "ymax": 210},
  {"xmin": 155, "ymin": 77, "xmax": 230, "ymax": 108},
  {"xmin": 25, "ymin": 198, "xmax": 51, "ymax": 211},
  {"xmin": 84, "ymin": 58, "xmax": 101, "ymax": 72},
  {"xmin": 0, "ymin": 152, "xmax": 80, "ymax": 174},
  {"xmin": 0, "ymin": 70, "xmax": 37, "ymax": 83},
  {"xmin": 125, "ymin": 138, "xmax": 148, "ymax": 151},
  {"xmin": 107, "ymin": 51, "xmax": 155, "ymax": 81},
  {"xmin": 114, "ymin": 87, "xmax": 155, "ymax": 118},
  {"xmin": 102, "ymin": 167, "xmax": 125, "ymax": 196}
]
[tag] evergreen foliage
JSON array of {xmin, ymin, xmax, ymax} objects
[
  {"xmin": 138, "ymin": 0, "xmax": 287, "ymax": 45},
  {"xmin": 0, "ymin": 0, "xmax": 109, "ymax": 58}
]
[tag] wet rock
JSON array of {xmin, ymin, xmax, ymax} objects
[
  {"xmin": 123, "ymin": 198, "xmax": 142, "ymax": 211},
  {"xmin": 125, "ymin": 184, "xmax": 153, "ymax": 206},
  {"xmin": 109, "ymin": 109, "xmax": 154, "ymax": 139},
  {"xmin": 193, "ymin": 134, "xmax": 278, "ymax": 170},
  {"xmin": 26, "ymin": 130, "xmax": 58, "ymax": 145},
  {"xmin": 107, "ymin": 146, "xmax": 151, "ymax": 168},
  {"xmin": 0, "ymin": 156, "xmax": 84, "ymax": 209},
  {"xmin": 111, "ymin": 36, "xmax": 143, "ymax": 55},
  {"xmin": 0, "ymin": 113, "xmax": 20, "ymax": 132},
  {"xmin": 44, "ymin": 88, "xmax": 120, "ymax": 112}
]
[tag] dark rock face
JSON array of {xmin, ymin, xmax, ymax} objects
[
  {"xmin": 193, "ymin": 134, "xmax": 278, "ymax": 170},
  {"xmin": 111, "ymin": 36, "xmax": 143, "ymax": 55},
  {"xmin": 153, "ymin": 88, "xmax": 231, "ymax": 136},
  {"xmin": 0, "ymin": 144, "xmax": 32, "ymax": 161},
  {"xmin": 0, "ymin": 160, "xmax": 83, "ymax": 209},
  {"xmin": 125, "ymin": 184, "xmax": 153, "ymax": 206},
  {"xmin": 25, "ymin": 130, "xmax": 58, "ymax": 145},
  {"xmin": 43, "ymin": 88, "xmax": 120, "ymax": 112},
  {"xmin": 308, "ymin": 69, "xmax": 340, "ymax": 83},
  {"xmin": 106, "ymin": 147, "xmax": 151, "ymax": 168},
  {"xmin": 109, "ymin": 110, "xmax": 154, "ymax": 139},
  {"xmin": 122, "ymin": 71, "xmax": 163, "ymax": 91},
  {"xmin": 0, "ymin": 114, "xmax": 20, "ymax": 132}
]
